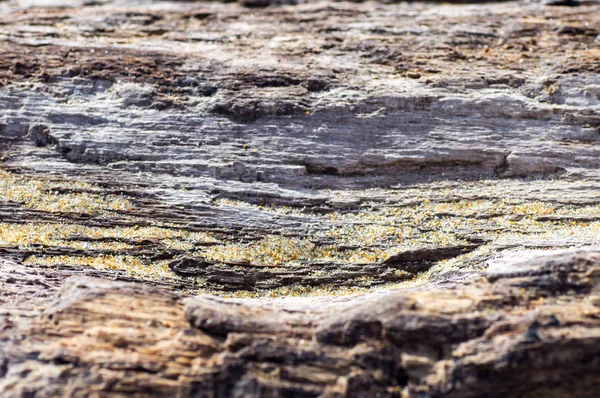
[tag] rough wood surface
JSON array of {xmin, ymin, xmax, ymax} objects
[
  {"xmin": 1, "ymin": 0, "xmax": 600, "ymax": 396},
  {"xmin": 2, "ymin": 250, "xmax": 600, "ymax": 397}
]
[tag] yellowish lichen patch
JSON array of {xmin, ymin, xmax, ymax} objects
[
  {"xmin": 5, "ymin": 174, "xmax": 600, "ymax": 297},
  {"xmin": 0, "ymin": 170, "xmax": 132, "ymax": 213},
  {"xmin": 217, "ymin": 276, "xmax": 422, "ymax": 299},
  {"xmin": 25, "ymin": 254, "xmax": 175, "ymax": 281},
  {"xmin": 201, "ymin": 235, "xmax": 315, "ymax": 266},
  {"xmin": 0, "ymin": 222, "xmax": 217, "ymax": 252}
]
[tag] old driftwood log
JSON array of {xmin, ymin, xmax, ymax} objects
[{"xmin": 1, "ymin": 0, "xmax": 600, "ymax": 396}]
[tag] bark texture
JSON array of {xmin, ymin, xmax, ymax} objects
[{"xmin": 1, "ymin": 0, "xmax": 600, "ymax": 396}]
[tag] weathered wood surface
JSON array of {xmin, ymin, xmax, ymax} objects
[
  {"xmin": 1, "ymin": 0, "xmax": 600, "ymax": 396},
  {"xmin": 2, "ymin": 250, "xmax": 600, "ymax": 397}
]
